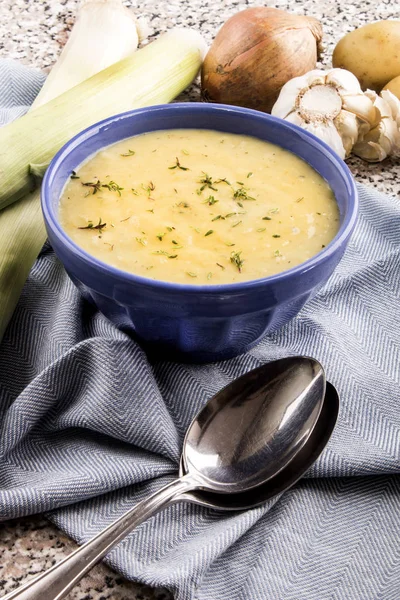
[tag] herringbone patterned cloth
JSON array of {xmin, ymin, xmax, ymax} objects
[{"xmin": 0, "ymin": 60, "xmax": 399, "ymax": 600}]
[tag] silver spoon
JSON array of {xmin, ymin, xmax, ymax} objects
[{"xmin": 3, "ymin": 356, "xmax": 329, "ymax": 600}]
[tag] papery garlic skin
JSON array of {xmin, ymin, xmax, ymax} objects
[
  {"xmin": 352, "ymin": 90, "xmax": 400, "ymax": 162},
  {"xmin": 271, "ymin": 68, "xmax": 376, "ymax": 159}
]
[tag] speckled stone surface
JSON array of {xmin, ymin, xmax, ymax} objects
[{"xmin": 0, "ymin": 1, "xmax": 399, "ymax": 599}]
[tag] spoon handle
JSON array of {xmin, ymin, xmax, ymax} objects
[{"xmin": 2, "ymin": 476, "xmax": 195, "ymax": 600}]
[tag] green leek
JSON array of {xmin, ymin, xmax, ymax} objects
[{"xmin": 0, "ymin": 16, "xmax": 206, "ymax": 341}]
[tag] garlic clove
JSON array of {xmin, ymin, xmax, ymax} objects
[
  {"xmin": 305, "ymin": 69, "xmax": 327, "ymax": 86},
  {"xmin": 333, "ymin": 109, "xmax": 359, "ymax": 156},
  {"xmin": 342, "ymin": 93, "xmax": 377, "ymax": 128},
  {"xmin": 353, "ymin": 117, "xmax": 400, "ymax": 162},
  {"xmin": 365, "ymin": 89, "xmax": 392, "ymax": 119},
  {"xmin": 380, "ymin": 89, "xmax": 400, "ymax": 126},
  {"xmin": 326, "ymin": 68, "xmax": 362, "ymax": 94},
  {"xmin": 271, "ymin": 76, "xmax": 306, "ymax": 119}
]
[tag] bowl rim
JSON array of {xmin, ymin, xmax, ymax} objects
[{"xmin": 42, "ymin": 102, "xmax": 358, "ymax": 294}]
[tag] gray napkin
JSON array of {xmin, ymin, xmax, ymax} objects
[{"xmin": 0, "ymin": 59, "xmax": 399, "ymax": 600}]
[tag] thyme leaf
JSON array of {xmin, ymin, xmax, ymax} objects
[
  {"xmin": 102, "ymin": 180, "xmax": 124, "ymax": 196},
  {"xmin": 233, "ymin": 187, "xmax": 255, "ymax": 201},
  {"xmin": 78, "ymin": 217, "xmax": 106, "ymax": 230},
  {"xmin": 204, "ymin": 195, "xmax": 218, "ymax": 206},
  {"xmin": 81, "ymin": 180, "xmax": 101, "ymax": 194},
  {"xmin": 198, "ymin": 172, "xmax": 217, "ymax": 193},
  {"xmin": 121, "ymin": 149, "xmax": 135, "ymax": 157},
  {"xmin": 169, "ymin": 157, "xmax": 189, "ymax": 171},
  {"xmin": 230, "ymin": 251, "xmax": 244, "ymax": 273}
]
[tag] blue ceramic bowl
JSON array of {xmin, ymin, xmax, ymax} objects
[{"xmin": 42, "ymin": 103, "xmax": 358, "ymax": 362}]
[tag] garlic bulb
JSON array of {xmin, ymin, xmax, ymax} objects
[
  {"xmin": 271, "ymin": 68, "xmax": 377, "ymax": 159},
  {"xmin": 352, "ymin": 89, "xmax": 400, "ymax": 162}
]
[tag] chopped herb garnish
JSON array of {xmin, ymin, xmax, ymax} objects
[
  {"xmin": 172, "ymin": 240, "xmax": 179, "ymax": 245},
  {"xmin": 270, "ymin": 208, "xmax": 279, "ymax": 214},
  {"xmin": 121, "ymin": 149, "xmax": 135, "ymax": 157},
  {"xmin": 174, "ymin": 188, "xmax": 178, "ymax": 194},
  {"xmin": 233, "ymin": 187, "xmax": 255, "ymax": 201},
  {"xmin": 120, "ymin": 215, "xmax": 132, "ymax": 222},
  {"xmin": 215, "ymin": 177, "xmax": 231, "ymax": 185},
  {"xmin": 237, "ymin": 201, "xmax": 244, "ymax": 208},
  {"xmin": 198, "ymin": 172, "xmax": 217, "ymax": 193},
  {"xmin": 78, "ymin": 217, "xmax": 106, "ymax": 230},
  {"xmin": 225, "ymin": 212, "xmax": 237, "ymax": 218},
  {"xmin": 225, "ymin": 242, "xmax": 235, "ymax": 247},
  {"xmin": 216, "ymin": 262, "xmax": 225, "ymax": 270},
  {"xmin": 257, "ymin": 228, "xmax": 266, "ymax": 233},
  {"xmin": 131, "ymin": 188, "xmax": 139, "ymax": 195},
  {"xmin": 71, "ymin": 170, "xmax": 79, "ymax": 179},
  {"xmin": 153, "ymin": 250, "xmax": 169, "ymax": 256},
  {"xmin": 205, "ymin": 230, "xmax": 214, "ymax": 237},
  {"xmin": 142, "ymin": 182, "xmax": 155, "ymax": 199},
  {"xmin": 156, "ymin": 232, "xmax": 166, "ymax": 241},
  {"xmin": 274, "ymin": 250, "xmax": 282, "ymax": 257},
  {"xmin": 272, "ymin": 234, "xmax": 281, "ymax": 238},
  {"xmin": 82, "ymin": 179, "xmax": 101, "ymax": 194},
  {"xmin": 166, "ymin": 226, "xmax": 175, "ymax": 231},
  {"xmin": 104, "ymin": 242, "xmax": 114, "ymax": 251},
  {"xmin": 232, "ymin": 220, "xmax": 242, "ymax": 228},
  {"xmin": 169, "ymin": 157, "xmax": 189, "ymax": 171},
  {"xmin": 136, "ymin": 237, "xmax": 147, "ymax": 246},
  {"xmin": 296, "ymin": 197, "xmax": 304, "ymax": 203},
  {"xmin": 236, "ymin": 181, "xmax": 245, "ymax": 185},
  {"xmin": 146, "ymin": 209, "xmax": 154, "ymax": 213},
  {"xmin": 194, "ymin": 228, "xmax": 200, "ymax": 233},
  {"xmin": 177, "ymin": 201, "xmax": 190, "ymax": 208},
  {"xmin": 212, "ymin": 215, "xmax": 225, "ymax": 222},
  {"xmin": 230, "ymin": 251, "xmax": 244, "ymax": 272},
  {"xmin": 262, "ymin": 216, "xmax": 272, "ymax": 221},
  {"xmin": 247, "ymin": 172, "xmax": 253, "ymax": 179},
  {"xmin": 316, "ymin": 212, "xmax": 322, "ymax": 216},
  {"xmin": 102, "ymin": 180, "xmax": 124, "ymax": 196},
  {"xmin": 207, "ymin": 272, "xmax": 213, "ymax": 280},
  {"xmin": 168, "ymin": 254, "xmax": 178, "ymax": 259},
  {"xmin": 186, "ymin": 272, "xmax": 197, "ymax": 277},
  {"xmin": 322, "ymin": 244, "xmax": 326, "ymax": 248},
  {"xmin": 182, "ymin": 149, "xmax": 189, "ymax": 155},
  {"xmin": 204, "ymin": 195, "xmax": 218, "ymax": 205}
]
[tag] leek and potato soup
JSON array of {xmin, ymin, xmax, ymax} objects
[{"xmin": 59, "ymin": 129, "xmax": 340, "ymax": 284}]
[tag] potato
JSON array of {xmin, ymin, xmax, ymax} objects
[
  {"xmin": 332, "ymin": 21, "xmax": 400, "ymax": 91},
  {"xmin": 383, "ymin": 74, "xmax": 400, "ymax": 99}
]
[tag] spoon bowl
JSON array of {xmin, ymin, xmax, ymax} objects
[
  {"xmin": 179, "ymin": 381, "xmax": 339, "ymax": 510},
  {"xmin": 183, "ymin": 356, "xmax": 325, "ymax": 493}
]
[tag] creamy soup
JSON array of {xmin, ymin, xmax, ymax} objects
[{"xmin": 59, "ymin": 129, "xmax": 339, "ymax": 284}]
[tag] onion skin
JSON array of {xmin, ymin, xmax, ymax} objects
[{"xmin": 201, "ymin": 7, "xmax": 323, "ymax": 113}]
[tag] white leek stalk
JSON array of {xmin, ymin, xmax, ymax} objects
[{"xmin": 33, "ymin": 0, "xmax": 146, "ymax": 108}]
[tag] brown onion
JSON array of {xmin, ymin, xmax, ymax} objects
[{"xmin": 201, "ymin": 7, "xmax": 323, "ymax": 113}]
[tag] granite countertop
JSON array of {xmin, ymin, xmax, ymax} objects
[{"xmin": 0, "ymin": 1, "xmax": 399, "ymax": 599}]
